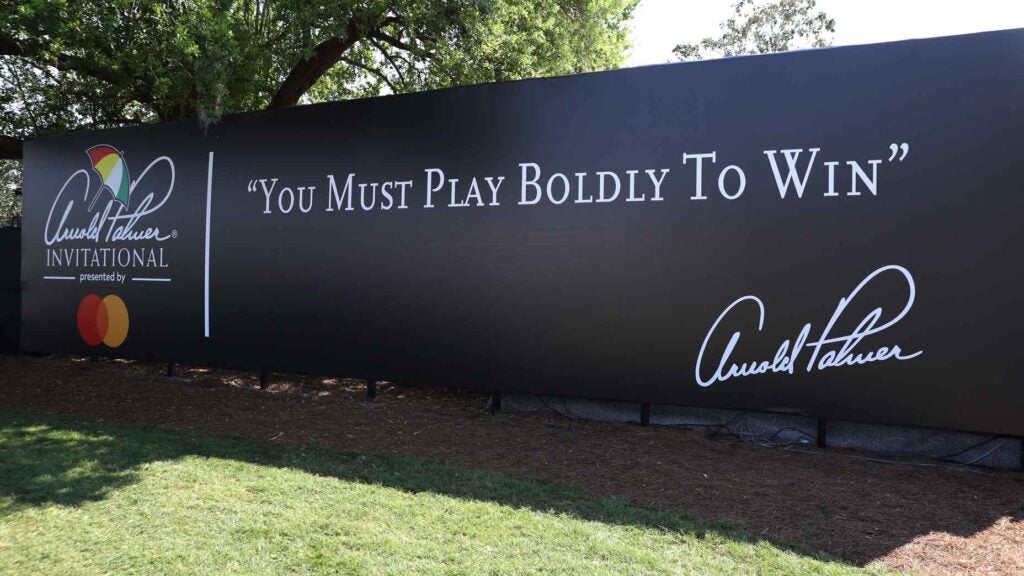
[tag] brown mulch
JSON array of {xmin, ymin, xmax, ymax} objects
[{"xmin": 1, "ymin": 354, "xmax": 1022, "ymax": 576}]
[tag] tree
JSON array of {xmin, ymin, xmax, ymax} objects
[
  {"xmin": 1, "ymin": 0, "xmax": 638, "ymax": 161},
  {"xmin": 0, "ymin": 160, "xmax": 20, "ymax": 228},
  {"xmin": 673, "ymin": 0, "xmax": 834, "ymax": 61},
  {"xmin": 0, "ymin": 1, "xmax": 636, "ymax": 225}
]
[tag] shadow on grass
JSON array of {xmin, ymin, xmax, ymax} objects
[{"xmin": 0, "ymin": 407, "xmax": 856, "ymax": 569}]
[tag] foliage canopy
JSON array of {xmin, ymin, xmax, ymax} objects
[
  {"xmin": 1, "ymin": 0, "xmax": 637, "ymax": 155},
  {"xmin": 0, "ymin": 0, "xmax": 637, "ymax": 224},
  {"xmin": 673, "ymin": 0, "xmax": 835, "ymax": 61}
]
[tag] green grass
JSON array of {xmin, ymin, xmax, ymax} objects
[{"xmin": 0, "ymin": 408, "xmax": 891, "ymax": 575}]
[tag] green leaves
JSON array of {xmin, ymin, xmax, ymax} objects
[
  {"xmin": 673, "ymin": 0, "xmax": 835, "ymax": 61},
  {"xmin": 0, "ymin": 160, "xmax": 20, "ymax": 227},
  {"xmin": 3, "ymin": 0, "xmax": 636, "ymax": 136},
  {"xmin": 0, "ymin": 0, "xmax": 635, "ymax": 225}
]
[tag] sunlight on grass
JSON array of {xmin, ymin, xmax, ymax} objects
[{"xmin": 0, "ymin": 409, "xmax": 892, "ymax": 575}]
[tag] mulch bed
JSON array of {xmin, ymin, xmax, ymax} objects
[{"xmin": 1, "ymin": 354, "xmax": 1021, "ymax": 576}]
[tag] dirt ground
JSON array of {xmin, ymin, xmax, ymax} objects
[{"xmin": 1, "ymin": 354, "xmax": 1021, "ymax": 576}]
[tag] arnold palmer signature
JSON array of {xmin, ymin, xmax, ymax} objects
[
  {"xmin": 45, "ymin": 156, "xmax": 175, "ymax": 246},
  {"xmin": 696, "ymin": 265, "xmax": 922, "ymax": 387}
]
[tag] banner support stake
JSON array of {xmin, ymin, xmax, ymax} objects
[
  {"xmin": 166, "ymin": 361, "xmax": 175, "ymax": 378},
  {"xmin": 640, "ymin": 403, "xmax": 651, "ymax": 426},
  {"xmin": 259, "ymin": 370, "xmax": 269, "ymax": 390},
  {"xmin": 366, "ymin": 380, "xmax": 377, "ymax": 400},
  {"xmin": 488, "ymin": 391, "xmax": 502, "ymax": 414},
  {"xmin": 817, "ymin": 418, "xmax": 828, "ymax": 448}
]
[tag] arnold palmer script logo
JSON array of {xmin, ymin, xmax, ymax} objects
[
  {"xmin": 696, "ymin": 265, "xmax": 923, "ymax": 387},
  {"xmin": 44, "ymin": 145, "xmax": 176, "ymax": 274}
]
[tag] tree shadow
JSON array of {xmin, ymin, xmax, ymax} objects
[
  {"xmin": 0, "ymin": 407, "xmax": 855, "ymax": 570},
  {"xmin": 0, "ymin": 415, "xmax": 177, "ymax": 514}
]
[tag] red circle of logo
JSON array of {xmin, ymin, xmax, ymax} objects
[{"xmin": 77, "ymin": 294, "xmax": 105, "ymax": 346}]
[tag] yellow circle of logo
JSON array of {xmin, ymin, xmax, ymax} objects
[{"xmin": 101, "ymin": 295, "xmax": 129, "ymax": 347}]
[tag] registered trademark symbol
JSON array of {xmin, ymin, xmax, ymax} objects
[{"xmin": 171, "ymin": 229, "xmax": 178, "ymax": 238}]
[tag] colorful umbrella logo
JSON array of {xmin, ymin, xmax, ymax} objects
[{"xmin": 86, "ymin": 145, "xmax": 131, "ymax": 210}]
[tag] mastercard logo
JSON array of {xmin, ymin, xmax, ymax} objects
[{"xmin": 77, "ymin": 294, "xmax": 130, "ymax": 347}]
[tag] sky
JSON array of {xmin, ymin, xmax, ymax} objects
[{"xmin": 628, "ymin": 0, "xmax": 1024, "ymax": 66}]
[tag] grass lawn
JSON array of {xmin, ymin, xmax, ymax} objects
[{"xmin": 0, "ymin": 408, "xmax": 891, "ymax": 575}]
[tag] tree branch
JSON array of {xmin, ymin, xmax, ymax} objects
[
  {"xmin": 0, "ymin": 136, "xmax": 23, "ymax": 160},
  {"xmin": 1, "ymin": 32, "xmax": 123, "ymax": 87},
  {"xmin": 340, "ymin": 56, "xmax": 398, "ymax": 93},
  {"xmin": 368, "ymin": 30, "xmax": 430, "ymax": 59},
  {"xmin": 368, "ymin": 40, "xmax": 408, "ymax": 84},
  {"xmin": 0, "ymin": 34, "xmax": 21, "ymax": 56},
  {"xmin": 267, "ymin": 20, "xmax": 362, "ymax": 109}
]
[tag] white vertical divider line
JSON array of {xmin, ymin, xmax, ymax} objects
[{"xmin": 204, "ymin": 151, "xmax": 213, "ymax": 338}]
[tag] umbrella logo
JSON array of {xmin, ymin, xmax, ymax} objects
[
  {"xmin": 86, "ymin": 145, "xmax": 131, "ymax": 211},
  {"xmin": 77, "ymin": 294, "xmax": 130, "ymax": 348}
]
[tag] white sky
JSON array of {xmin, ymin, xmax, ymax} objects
[{"xmin": 628, "ymin": 0, "xmax": 1024, "ymax": 66}]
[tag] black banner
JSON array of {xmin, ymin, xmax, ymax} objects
[
  {"xmin": 22, "ymin": 30, "xmax": 1024, "ymax": 435},
  {"xmin": 0, "ymin": 228, "xmax": 19, "ymax": 352}
]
